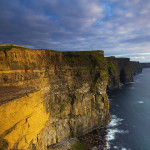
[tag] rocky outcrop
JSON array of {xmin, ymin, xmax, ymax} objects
[{"xmin": 0, "ymin": 47, "xmax": 110, "ymax": 150}]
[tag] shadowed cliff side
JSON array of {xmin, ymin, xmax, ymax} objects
[
  {"xmin": 130, "ymin": 61, "xmax": 142, "ymax": 75},
  {"xmin": 106, "ymin": 57, "xmax": 142, "ymax": 90},
  {"xmin": 106, "ymin": 57, "xmax": 132, "ymax": 90}
]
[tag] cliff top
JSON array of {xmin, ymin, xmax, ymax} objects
[
  {"xmin": 0, "ymin": 44, "xmax": 27, "ymax": 51},
  {"xmin": 0, "ymin": 44, "xmax": 103, "ymax": 53}
]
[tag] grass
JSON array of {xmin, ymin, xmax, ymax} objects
[
  {"xmin": 0, "ymin": 44, "xmax": 59, "ymax": 52},
  {"xmin": 63, "ymin": 51, "xmax": 105, "ymax": 68},
  {"xmin": 71, "ymin": 140, "xmax": 87, "ymax": 150},
  {"xmin": 0, "ymin": 45, "xmax": 26, "ymax": 51},
  {"xmin": 131, "ymin": 65, "xmax": 142, "ymax": 70},
  {"xmin": 108, "ymin": 63, "xmax": 118, "ymax": 74},
  {"xmin": 59, "ymin": 103, "xmax": 67, "ymax": 113},
  {"xmin": 0, "ymin": 45, "xmax": 103, "ymax": 56}
]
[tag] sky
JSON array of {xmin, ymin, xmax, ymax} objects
[{"xmin": 0, "ymin": 0, "xmax": 150, "ymax": 62}]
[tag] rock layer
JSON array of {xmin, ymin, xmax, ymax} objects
[
  {"xmin": 0, "ymin": 47, "xmax": 109, "ymax": 150},
  {"xmin": 0, "ymin": 46, "xmax": 142, "ymax": 150}
]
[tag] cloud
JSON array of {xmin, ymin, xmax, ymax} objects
[
  {"xmin": 0, "ymin": 0, "xmax": 150, "ymax": 62},
  {"xmin": 114, "ymin": 52, "xmax": 150, "ymax": 62}
]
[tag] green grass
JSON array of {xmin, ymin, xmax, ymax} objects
[
  {"xmin": 108, "ymin": 63, "xmax": 118, "ymax": 74},
  {"xmin": 63, "ymin": 51, "xmax": 105, "ymax": 68},
  {"xmin": 0, "ymin": 44, "xmax": 59, "ymax": 52},
  {"xmin": 71, "ymin": 140, "xmax": 86, "ymax": 150},
  {"xmin": 0, "ymin": 45, "xmax": 27, "ymax": 51},
  {"xmin": 131, "ymin": 65, "xmax": 142, "ymax": 70},
  {"xmin": 59, "ymin": 103, "xmax": 67, "ymax": 113}
]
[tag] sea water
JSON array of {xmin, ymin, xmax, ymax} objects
[{"xmin": 106, "ymin": 68, "xmax": 150, "ymax": 150}]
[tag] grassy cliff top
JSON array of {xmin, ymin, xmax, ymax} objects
[
  {"xmin": 0, "ymin": 44, "xmax": 103, "ymax": 53},
  {"xmin": 0, "ymin": 44, "xmax": 106, "ymax": 69},
  {"xmin": 0, "ymin": 44, "xmax": 27, "ymax": 51}
]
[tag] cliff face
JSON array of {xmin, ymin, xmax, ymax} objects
[
  {"xmin": 0, "ymin": 46, "xmax": 142, "ymax": 150},
  {"xmin": 0, "ymin": 47, "xmax": 110, "ymax": 150},
  {"xmin": 130, "ymin": 61, "xmax": 142, "ymax": 75},
  {"xmin": 106, "ymin": 57, "xmax": 142, "ymax": 90},
  {"xmin": 106, "ymin": 57, "xmax": 133, "ymax": 90}
]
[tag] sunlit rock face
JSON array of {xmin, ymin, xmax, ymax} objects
[
  {"xmin": 0, "ymin": 47, "xmax": 110, "ymax": 150},
  {"xmin": 0, "ymin": 91, "xmax": 49, "ymax": 149}
]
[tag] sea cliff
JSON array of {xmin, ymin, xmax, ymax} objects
[
  {"xmin": 106, "ymin": 57, "xmax": 142, "ymax": 90},
  {"xmin": 0, "ymin": 45, "xmax": 142, "ymax": 150},
  {"xmin": 140, "ymin": 63, "xmax": 150, "ymax": 68}
]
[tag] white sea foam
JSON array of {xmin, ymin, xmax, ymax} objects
[
  {"xmin": 138, "ymin": 101, "xmax": 144, "ymax": 104},
  {"xmin": 121, "ymin": 148, "xmax": 131, "ymax": 150},
  {"xmin": 113, "ymin": 146, "xmax": 119, "ymax": 149},
  {"xmin": 126, "ymin": 81, "xmax": 135, "ymax": 84},
  {"xmin": 135, "ymin": 80, "xmax": 140, "ymax": 83},
  {"xmin": 107, "ymin": 115, "xmax": 123, "ymax": 127},
  {"xmin": 106, "ymin": 115, "xmax": 129, "ymax": 149},
  {"xmin": 120, "ymin": 83, "xmax": 124, "ymax": 88},
  {"xmin": 106, "ymin": 129, "xmax": 129, "ymax": 141},
  {"xmin": 129, "ymin": 81, "xmax": 135, "ymax": 83}
]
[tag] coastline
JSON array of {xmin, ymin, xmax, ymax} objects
[{"xmin": 78, "ymin": 70, "xmax": 144, "ymax": 150}]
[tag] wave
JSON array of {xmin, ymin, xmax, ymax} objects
[
  {"xmin": 138, "ymin": 101, "xmax": 144, "ymax": 104},
  {"xmin": 106, "ymin": 115, "xmax": 129, "ymax": 149},
  {"xmin": 134, "ymin": 80, "xmax": 140, "ymax": 83}
]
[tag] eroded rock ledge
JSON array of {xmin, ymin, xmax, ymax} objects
[{"xmin": 0, "ymin": 45, "xmax": 142, "ymax": 150}]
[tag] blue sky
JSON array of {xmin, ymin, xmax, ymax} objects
[{"xmin": 0, "ymin": 0, "xmax": 150, "ymax": 62}]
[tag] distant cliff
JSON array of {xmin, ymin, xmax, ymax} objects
[
  {"xmin": 106, "ymin": 57, "xmax": 142, "ymax": 90},
  {"xmin": 140, "ymin": 63, "xmax": 150, "ymax": 68},
  {"xmin": 130, "ymin": 61, "xmax": 142, "ymax": 75},
  {"xmin": 0, "ymin": 45, "xmax": 142, "ymax": 150}
]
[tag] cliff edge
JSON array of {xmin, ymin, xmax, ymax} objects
[{"xmin": 0, "ymin": 45, "xmax": 142, "ymax": 150}]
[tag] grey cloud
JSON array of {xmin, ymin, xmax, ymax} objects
[{"xmin": 0, "ymin": 0, "xmax": 150, "ymax": 62}]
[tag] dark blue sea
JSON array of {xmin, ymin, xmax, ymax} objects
[{"xmin": 106, "ymin": 68, "xmax": 150, "ymax": 150}]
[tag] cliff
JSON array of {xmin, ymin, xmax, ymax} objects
[
  {"xmin": 106, "ymin": 57, "xmax": 132, "ymax": 90},
  {"xmin": 0, "ymin": 46, "xmax": 110, "ymax": 150},
  {"xmin": 0, "ymin": 45, "xmax": 142, "ymax": 150},
  {"xmin": 140, "ymin": 63, "xmax": 150, "ymax": 68},
  {"xmin": 130, "ymin": 61, "xmax": 142, "ymax": 75},
  {"xmin": 106, "ymin": 57, "xmax": 142, "ymax": 90}
]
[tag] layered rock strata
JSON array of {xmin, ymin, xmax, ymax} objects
[
  {"xmin": 0, "ymin": 47, "xmax": 109, "ymax": 150},
  {"xmin": 0, "ymin": 45, "xmax": 142, "ymax": 150}
]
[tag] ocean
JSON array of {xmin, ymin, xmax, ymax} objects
[{"xmin": 106, "ymin": 68, "xmax": 150, "ymax": 150}]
